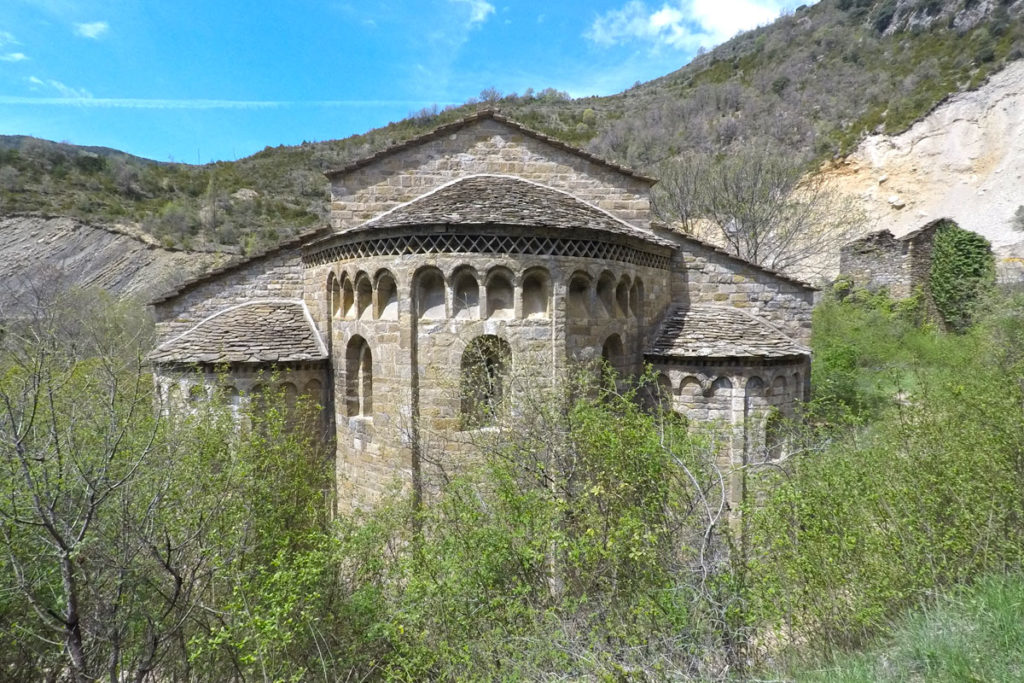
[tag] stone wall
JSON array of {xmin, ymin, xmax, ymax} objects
[
  {"xmin": 306, "ymin": 249, "xmax": 674, "ymax": 508},
  {"xmin": 329, "ymin": 118, "xmax": 653, "ymax": 231},
  {"xmin": 673, "ymin": 238, "xmax": 815, "ymax": 346},
  {"xmin": 839, "ymin": 230, "xmax": 910, "ymax": 297},
  {"xmin": 651, "ymin": 357, "xmax": 810, "ymax": 509},
  {"xmin": 152, "ymin": 247, "xmax": 305, "ymax": 341}
]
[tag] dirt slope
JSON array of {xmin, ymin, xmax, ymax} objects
[{"xmin": 821, "ymin": 60, "xmax": 1024, "ymax": 277}]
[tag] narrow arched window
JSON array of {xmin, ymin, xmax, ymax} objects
[
  {"xmin": 346, "ymin": 336, "xmax": 372, "ymax": 417},
  {"xmin": 485, "ymin": 271, "xmax": 514, "ymax": 319},
  {"xmin": 355, "ymin": 273, "xmax": 373, "ymax": 321},
  {"xmin": 328, "ymin": 273, "xmax": 342, "ymax": 319},
  {"xmin": 596, "ymin": 272, "xmax": 616, "ymax": 318},
  {"xmin": 764, "ymin": 409, "xmax": 786, "ymax": 462},
  {"xmin": 461, "ymin": 335, "xmax": 511, "ymax": 428},
  {"xmin": 522, "ymin": 268, "xmax": 550, "ymax": 319},
  {"xmin": 375, "ymin": 271, "xmax": 399, "ymax": 320},
  {"xmin": 416, "ymin": 268, "xmax": 446, "ymax": 319},
  {"xmin": 629, "ymin": 278, "xmax": 644, "ymax": 319},
  {"xmin": 452, "ymin": 269, "xmax": 480, "ymax": 319},
  {"xmin": 341, "ymin": 276, "xmax": 355, "ymax": 319},
  {"xmin": 601, "ymin": 333, "xmax": 625, "ymax": 373},
  {"xmin": 567, "ymin": 272, "xmax": 591, "ymax": 319},
  {"xmin": 615, "ymin": 275, "xmax": 630, "ymax": 318}
]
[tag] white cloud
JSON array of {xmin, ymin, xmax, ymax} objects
[
  {"xmin": 1, "ymin": 52, "xmax": 28, "ymax": 62},
  {"xmin": 27, "ymin": 76, "xmax": 92, "ymax": 99},
  {"xmin": 74, "ymin": 21, "xmax": 109, "ymax": 39},
  {"xmin": 449, "ymin": 0, "xmax": 495, "ymax": 26},
  {"xmin": 0, "ymin": 95, "xmax": 456, "ymax": 110},
  {"xmin": 0, "ymin": 30, "xmax": 18, "ymax": 47},
  {"xmin": 586, "ymin": 0, "xmax": 794, "ymax": 51}
]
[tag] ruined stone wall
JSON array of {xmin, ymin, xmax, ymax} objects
[
  {"xmin": 838, "ymin": 227, "xmax": 940, "ymax": 300},
  {"xmin": 903, "ymin": 227, "xmax": 938, "ymax": 294},
  {"xmin": 839, "ymin": 230, "xmax": 909, "ymax": 296},
  {"xmin": 674, "ymin": 240, "xmax": 815, "ymax": 347},
  {"xmin": 329, "ymin": 119, "xmax": 653, "ymax": 231},
  {"xmin": 152, "ymin": 248, "xmax": 305, "ymax": 341}
]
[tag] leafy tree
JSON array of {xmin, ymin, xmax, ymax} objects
[
  {"xmin": 654, "ymin": 145, "xmax": 865, "ymax": 279},
  {"xmin": 0, "ymin": 286, "xmax": 335, "ymax": 681}
]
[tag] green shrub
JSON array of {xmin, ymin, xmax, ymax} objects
[
  {"xmin": 746, "ymin": 290, "xmax": 1024, "ymax": 664},
  {"xmin": 928, "ymin": 220, "xmax": 994, "ymax": 331}
]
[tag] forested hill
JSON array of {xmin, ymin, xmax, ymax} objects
[{"xmin": 0, "ymin": 0, "xmax": 1021, "ymax": 259}]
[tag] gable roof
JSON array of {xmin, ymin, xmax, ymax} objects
[
  {"xmin": 148, "ymin": 300, "xmax": 327, "ymax": 364},
  {"xmin": 324, "ymin": 109, "xmax": 656, "ymax": 185},
  {"xmin": 646, "ymin": 305, "xmax": 809, "ymax": 361},
  {"xmin": 331, "ymin": 174, "xmax": 674, "ymax": 248}
]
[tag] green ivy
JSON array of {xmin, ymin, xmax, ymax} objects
[{"xmin": 928, "ymin": 220, "xmax": 994, "ymax": 332}]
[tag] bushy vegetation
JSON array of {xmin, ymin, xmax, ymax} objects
[
  {"xmin": 744, "ymin": 286, "xmax": 1024, "ymax": 672},
  {"xmin": 928, "ymin": 219, "xmax": 995, "ymax": 331},
  {"xmin": 3, "ymin": 283, "xmax": 1024, "ymax": 679},
  {"xmin": 799, "ymin": 573, "xmax": 1024, "ymax": 681}
]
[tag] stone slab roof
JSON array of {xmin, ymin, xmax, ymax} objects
[
  {"xmin": 324, "ymin": 109, "xmax": 656, "ymax": 184},
  {"xmin": 647, "ymin": 305, "xmax": 809, "ymax": 360},
  {"xmin": 342, "ymin": 174, "xmax": 675, "ymax": 248},
  {"xmin": 149, "ymin": 300, "xmax": 327, "ymax": 364}
]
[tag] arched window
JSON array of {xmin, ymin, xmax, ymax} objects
[
  {"xmin": 461, "ymin": 335, "xmax": 511, "ymax": 428},
  {"xmin": 616, "ymin": 276, "xmax": 630, "ymax": 318},
  {"xmin": 601, "ymin": 333, "xmax": 626, "ymax": 382},
  {"xmin": 485, "ymin": 270, "xmax": 514, "ymax": 319},
  {"xmin": 522, "ymin": 268, "xmax": 550, "ymax": 319},
  {"xmin": 345, "ymin": 336, "xmax": 373, "ymax": 417},
  {"xmin": 629, "ymin": 278, "xmax": 644, "ymax": 319},
  {"xmin": 567, "ymin": 272, "xmax": 591, "ymax": 319},
  {"xmin": 355, "ymin": 273, "xmax": 373, "ymax": 321},
  {"xmin": 764, "ymin": 409, "xmax": 786, "ymax": 462},
  {"xmin": 303, "ymin": 378, "xmax": 323, "ymax": 404},
  {"xmin": 375, "ymin": 271, "xmax": 399, "ymax": 320},
  {"xmin": 416, "ymin": 268, "xmax": 446, "ymax": 319},
  {"xmin": 452, "ymin": 268, "xmax": 480, "ymax": 319},
  {"xmin": 341, "ymin": 276, "xmax": 355, "ymax": 319},
  {"xmin": 596, "ymin": 272, "xmax": 616, "ymax": 318},
  {"xmin": 709, "ymin": 377, "xmax": 733, "ymax": 420},
  {"xmin": 328, "ymin": 272, "xmax": 342, "ymax": 319}
]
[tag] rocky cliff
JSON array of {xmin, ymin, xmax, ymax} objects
[
  {"xmin": 0, "ymin": 215, "xmax": 231, "ymax": 303},
  {"xmin": 822, "ymin": 59, "xmax": 1024, "ymax": 278}
]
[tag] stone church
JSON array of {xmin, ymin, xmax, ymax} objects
[{"xmin": 148, "ymin": 111, "xmax": 813, "ymax": 510}]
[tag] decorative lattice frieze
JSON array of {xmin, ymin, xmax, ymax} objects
[{"xmin": 303, "ymin": 233, "xmax": 670, "ymax": 270}]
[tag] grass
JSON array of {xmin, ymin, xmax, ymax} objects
[{"xmin": 797, "ymin": 574, "xmax": 1024, "ymax": 681}]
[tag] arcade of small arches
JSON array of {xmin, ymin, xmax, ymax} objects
[
  {"xmin": 650, "ymin": 367, "xmax": 805, "ymax": 463},
  {"xmin": 325, "ymin": 265, "xmax": 647, "ymax": 323},
  {"xmin": 158, "ymin": 374, "xmax": 325, "ymax": 415}
]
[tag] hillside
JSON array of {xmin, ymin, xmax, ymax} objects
[
  {"xmin": 821, "ymin": 57, "xmax": 1024, "ymax": 276},
  {"xmin": 0, "ymin": 0, "xmax": 1022, "ymax": 291},
  {"xmin": 0, "ymin": 216, "xmax": 230, "ymax": 302}
]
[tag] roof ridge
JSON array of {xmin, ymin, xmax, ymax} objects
[{"xmin": 323, "ymin": 109, "xmax": 656, "ymax": 184}]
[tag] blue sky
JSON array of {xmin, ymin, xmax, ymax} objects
[{"xmin": 0, "ymin": 0, "xmax": 801, "ymax": 163}]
